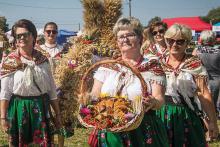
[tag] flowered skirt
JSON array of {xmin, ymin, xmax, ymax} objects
[
  {"xmin": 7, "ymin": 94, "xmax": 52, "ymax": 147},
  {"xmin": 97, "ymin": 110, "xmax": 169, "ymax": 147},
  {"xmin": 156, "ymin": 103, "xmax": 207, "ymax": 147}
]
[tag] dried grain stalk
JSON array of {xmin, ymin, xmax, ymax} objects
[{"xmin": 53, "ymin": 0, "xmax": 122, "ymax": 125}]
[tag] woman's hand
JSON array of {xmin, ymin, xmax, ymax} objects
[
  {"xmin": 1, "ymin": 118, "xmax": 9, "ymax": 133},
  {"xmin": 142, "ymin": 96, "xmax": 158, "ymax": 112},
  {"xmin": 204, "ymin": 118, "xmax": 219, "ymax": 142}
]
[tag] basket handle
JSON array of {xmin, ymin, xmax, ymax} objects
[{"xmin": 80, "ymin": 59, "xmax": 148, "ymax": 99}]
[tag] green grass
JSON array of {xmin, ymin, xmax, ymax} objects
[
  {"xmin": 0, "ymin": 127, "xmax": 219, "ymax": 147},
  {"xmin": 0, "ymin": 127, "xmax": 91, "ymax": 147}
]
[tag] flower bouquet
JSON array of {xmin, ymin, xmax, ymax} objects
[{"xmin": 78, "ymin": 59, "xmax": 147, "ymax": 132}]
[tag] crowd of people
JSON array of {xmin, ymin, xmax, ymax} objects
[{"xmin": 0, "ymin": 16, "xmax": 220, "ymax": 147}]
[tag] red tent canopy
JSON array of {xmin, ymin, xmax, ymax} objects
[{"xmin": 162, "ymin": 16, "xmax": 211, "ymax": 31}]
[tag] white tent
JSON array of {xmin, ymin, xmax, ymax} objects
[{"xmin": 212, "ymin": 22, "xmax": 220, "ymax": 32}]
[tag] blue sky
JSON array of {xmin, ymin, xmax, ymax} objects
[{"xmin": 0, "ymin": 0, "xmax": 220, "ymax": 31}]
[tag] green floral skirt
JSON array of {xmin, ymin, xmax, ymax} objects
[
  {"xmin": 7, "ymin": 94, "xmax": 52, "ymax": 147},
  {"xmin": 97, "ymin": 110, "xmax": 169, "ymax": 147},
  {"xmin": 156, "ymin": 103, "xmax": 207, "ymax": 147}
]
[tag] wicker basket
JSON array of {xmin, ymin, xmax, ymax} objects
[{"xmin": 78, "ymin": 59, "xmax": 148, "ymax": 132}]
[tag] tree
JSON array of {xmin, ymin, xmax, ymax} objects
[
  {"xmin": 0, "ymin": 16, "xmax": 9, "ymax": 32},
  {"xmin": 201, "ymin": 6, "xmax": 220, "ymax": 25}
]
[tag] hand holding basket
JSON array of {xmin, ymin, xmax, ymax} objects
[{"xmin": 78, "ymin": 59, "xmax": 148, "ymax": 132}]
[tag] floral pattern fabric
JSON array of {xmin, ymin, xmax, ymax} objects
[
  {"xmin": 156, "ymin": 54, "xmax": 208, "ymax": 147},
  {"xmin": 7, "ymin": 94, "xmax": 52, "ymax": 147},
  {"xmin": 98, "ymin": 111, "xmax": 169, "ymax": 147}
]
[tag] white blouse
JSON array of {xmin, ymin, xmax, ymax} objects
[
  {"xmin": 40, "ymin": 43, "xmax": 63, "ymax": 58},
  {"xmin": 94, "ymin": 66, "xmax": 166, "ymax": 101},
  {"xmin": 165, "ymin": 66, "xmax": 208, "ymax": 111},
  {"xmin": 0, "ymin": 56, "xmax": 57, "ymax": 100}
]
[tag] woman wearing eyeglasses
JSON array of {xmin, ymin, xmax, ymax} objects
[
  {"xmin": 142, "ymin": 19, "xmax": 168, "ymax": 58},
  {"xmin": 0, "ymin": 19, "xmax": 61, "ymax": 146},
  {"xmin": 156, "ymin": 23, "xmax": 219, "ymax": 146},
  {"xmin": 88, "ymin": 16, "xmax": 169, "ymax": 147}
]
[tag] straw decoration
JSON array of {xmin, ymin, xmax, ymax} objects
[{"xmin": 53, "ymin": 0, "xmax": 122, "ymax": 126}]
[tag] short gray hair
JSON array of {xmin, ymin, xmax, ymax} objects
[
  {"xmin": 164, "ymin": 23, "xmax": 192, "ymax": 43},
  {"xmin": 113, "ymin": 17, "xmax": 143, "ymax": 38},
  {"xmin": 200, "ymin": 30, "xmax": 216, "ymax": 45}
]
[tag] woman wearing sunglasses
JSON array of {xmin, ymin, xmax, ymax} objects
[
  {"xmin": 40, "ymin": 22, "xmax": 74, "ymax": 147},
  {"xmin": 40, "ymin": 22, "xmax": 64, "ymax": 74},
  {"xmin": 0, "ymin": 19, "xmax": 61, "ymax": 146},
  {"xmin": 156, "ymin": 23, "xmax": 219, "ymax": 146},
  {"xmin": 142, "ymin": 19, "xmax": 168, "ymax": 58}
]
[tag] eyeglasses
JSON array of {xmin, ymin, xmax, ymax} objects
[
  {"xmin": 166, "ymin": 38, "xmax": 187, "ymax": 46},
  {"xmin": 117, "ymin": 33, "xmax": 136, "ymax": 42},
  {"xmin": 45, "ymin": 30, "xmax": 58, "ymax": 35},
  {"xmin": 152, "ymin": 29, "xmax": 165, "ymax": 36},
  {"xmin": 15, "ymin": 32, "xmax": 31, "ymax": 40}
]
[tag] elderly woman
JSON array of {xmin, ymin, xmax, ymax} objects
[
  {"xmin": 156, "ymin": 24, "xmax": 219, "ymax": 146},
  {"xmin": 192, "ymin": 30, "xmax": 220, "ymax": 115},
  {"xmin": 142, "ymin": 19, "xmax": 168, "ymax": 58},
  {"xmin": 89, "ymin": 17, "xmax": 169, "ymax": 147},
  {"xmin": 0, "ymin": 19, "xmax": 61, "ymax": 146}
]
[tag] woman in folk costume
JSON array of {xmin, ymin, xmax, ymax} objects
[
  {"xmin": 156, "ymin": 23, "xmax": 219, "ymax": 146},
  {"xmin": 88, "ymin": 17, "xmax": 169, "ymax": 147},
  {"xmin": 40, "ymin": 22, "xmax": 73, "ymax": 147},
  {"xmin": 39, "ymin": 22, "xmax": 64, "ymax": 74},
  {"xmin": 0, "ymin": 19, "xmax": 61, "ymax": 147},
  {"xmin": 142, "ymin": 19, "xmax": 168, "ymax": 59}
]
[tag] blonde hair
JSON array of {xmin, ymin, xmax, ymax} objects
[
  {"xmin": 200, "ymin": 30, "xmax": 216, "ymax": 45},
  {"xmin": 164, "ymin": 23, "xmax": 192, "ymax": 43},
  {"xmin": 141, "ymin": 27, "xmax": 153, "ymax": 54},
  {"xmin": 143, "ymin": 27, "xmax": 153, "ymax": 42},
  {"xmin": 113, "ymin": 17, "xmax": 143, "ymax": 38}
]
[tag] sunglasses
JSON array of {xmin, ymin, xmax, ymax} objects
[
  {"xmin": 166, "ymin": 38, "xmax": 187, "ymax": 46},
  {"xmin": 45, "ymin": 30, "xmax": 58, "ymax": 35},
  {"xmin": 15, "ymin": 32, "xmax": 31, "ymax": 40},
  {"xmin": 152, "ymin": 29, "xmax": 165, "ymax": 36}
]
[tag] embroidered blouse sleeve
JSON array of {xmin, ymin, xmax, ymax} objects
[
  {"xmin": 142, "ymin": 61, "xmax": 166, "ymax": 87},
  {"xmin": 0, "ymin": 74, "xmax": 14, "ymax": 100},
  {"xmin": 143, "ymin": 71, "xmax": 166, "ymax": 87},
  {"xmin": 94, "ymin": 67, "xmax": 111, "ymax": 83}
]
